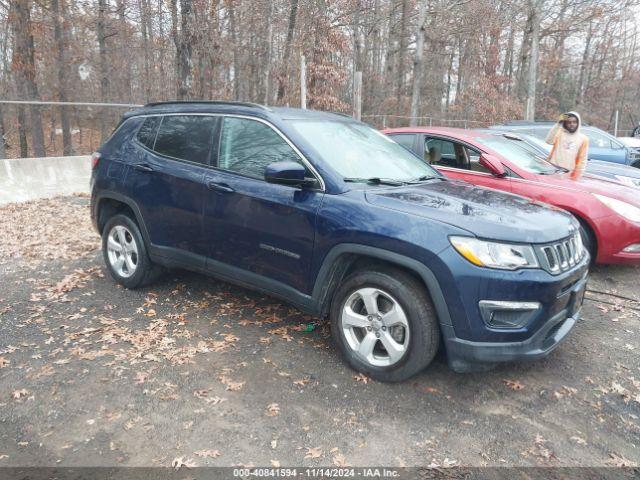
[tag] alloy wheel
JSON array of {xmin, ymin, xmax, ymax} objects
[
  {"xmin": 106, "ymin": 225, "xmax": 139, "ymax": 278},
  {"xmin": 341, "ymin": 287, "xmax": 410, "ymax": 367}
]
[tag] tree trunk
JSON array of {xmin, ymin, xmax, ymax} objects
[
  {"xmin": 97, "ymin": 0, "xmax": 110, "ymax": 141},
  {"xmin": 394, "ymin": 0, "xmax": 410, "ymax": 117},
  {"xmin": 276, "ymin": 0, "xmax": 298, "ymax": 102},
  {"xmin": 524, "ymin": 0, "xmax": 542, "ymax": 120},
  {"xmin": 115, "ymin": 0, "xmax": 133, "ymax": 101},
  {"xmin": 227, "ymin": 0, "xmax": 241, "ymax": 99},
  {"xmin": 17, "ymin": 106, "xmax": 28, "ymax": 157},
  {"xmin": 409, "ymin": 0, "xmax": 428, "ymax": 125},
  {"xmin": 11, "ymin": 0, "xmax": 45, "ymax": 157},
  {"xmin": 52, "ymin": 0, "xmax": 73, "ymax": 155},
  {"xmin": 0, "ymin": 105, "xmax": 6, "ymax": 159},
  {"xmin": 139, "ymin": 0, "xmax": 152, "ymax": 102},
  {"xmin": 173, "ymin": 0, "xmax": 194, "ymax": 100},
  {"xmin": 263, "ymin": 1, "xmax": 273, "ymax": 105}
]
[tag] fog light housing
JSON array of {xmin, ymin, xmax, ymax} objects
[
  {"xmin": 479, "ymin": 300, "xmax": 541, "ymax": 329},
  {"xmin": 622, "ymin": 243, "xmax": 640, "ymax": 253}
]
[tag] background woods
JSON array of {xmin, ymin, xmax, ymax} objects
[{"xmin": 0, "ymin": 0, "xmax": 639, "ymax": 157}]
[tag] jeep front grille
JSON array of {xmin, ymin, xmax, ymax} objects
[{"xmin": 537, "ymin": 233, "xmax": 585, "ymax": 274}]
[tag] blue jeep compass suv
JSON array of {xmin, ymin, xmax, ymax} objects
[{"xmin": 91, "ymin": 101, "xmax": 589, "ymax": 381}]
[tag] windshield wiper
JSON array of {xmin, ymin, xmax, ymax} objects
[
  {"xmin": 539, "ymin": 167, "xmax": 568, "ymax": 175},
  {"xmin": 406, "ymin": 175, "xmax": 444, "ymax": 183},
  {"xmin": 343, "ymin": 177, "xmax": 407, "ymax": 186}
]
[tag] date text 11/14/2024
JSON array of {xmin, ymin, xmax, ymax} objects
[{"xmin": 232, "ymin": 468, "xmax": 401, "ymax": 477}]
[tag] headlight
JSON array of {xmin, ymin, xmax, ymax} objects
[
  {"xmin": 450, "ymin": 236, "xmax": 539, "ymax": 270},
  {"xmin": 614, "ymin": 175, "xmax": 640, "ymax": 189},
  {"xmin": 593, "ymin": 194, "xmax": 640, "ymax": 222}
]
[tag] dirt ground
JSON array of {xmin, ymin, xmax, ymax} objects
[{"xmin": 0, "ymin": 195, "xmax": 639, "ymax": 469}]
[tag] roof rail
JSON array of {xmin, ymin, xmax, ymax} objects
[{"xmin": 143, "ymin": 100, "xmax": 270, "ymax": 110}]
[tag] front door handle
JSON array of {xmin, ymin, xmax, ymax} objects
[
  {"xmin": 133, "ymin": 163, "xmax": 154, "ymax": 172},
  {"xmin": 206, "ymin": 181, "xmax": 235, "ymax": 193}
]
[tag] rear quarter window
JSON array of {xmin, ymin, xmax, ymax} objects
[{"xmin": 136, "ymin": 116, "xmax": 161, "ymax": 149}]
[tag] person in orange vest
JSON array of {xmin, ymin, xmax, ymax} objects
[{"xmin": 545, "ymin": 112, "xmax": 589, "ymax": 180}]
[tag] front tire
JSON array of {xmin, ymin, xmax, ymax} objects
[
  {"xmin": 102, "ymin": 214, "xmax": 160, "ymax": 289},
  {"xmin": 330, "ymin": 267, "xmax": 440, "ymax": 382},
  {"xmin": 578, "ymin": 221, "xmax": 596, "ymax": 263}
]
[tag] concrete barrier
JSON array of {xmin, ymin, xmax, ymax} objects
[{"xmin": 0, "ymin": 155, "xmax": 91, "ymax": 205}]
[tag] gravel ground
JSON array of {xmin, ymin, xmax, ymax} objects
[{"xmin": 0, "ymin": 196, "xmax": 639, "ymax": 469}]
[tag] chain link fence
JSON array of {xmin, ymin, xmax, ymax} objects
[
  {"xmin": 0, "ymin": 101, "xmax": 141, "ymax": 159},
  {"xmin": 0, "ymin": 100, "xmax": 635, "ymax": 159}
]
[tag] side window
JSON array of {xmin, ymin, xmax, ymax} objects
[
  {"xmin": 218, "ymin": 117, "xmax": 305, "ymax": 180},
  {"xmin": 389, "ymin": 134, "xmax": 416, "ymax": 153},
  {"xmin": 424, "ymin": 137, "xmax": 456, "ymax": 166},
  {"xmin": 425, "ymin": 137, "xmax": 488, "ymax": 173},
  {"xmin": 136, "ymin": 116, "xmax": 160, "ymax": 149},
  {"xmin": 153, "ymin": 115, "xmax": 217, "ymax": 165},
  {"xmin": 584, "ymin": 130, "xmax": 613, "ymax": 149}
]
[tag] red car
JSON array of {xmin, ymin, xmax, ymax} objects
[{"xmin": 383, "ymin": 127, "xmax": 640, "ymax": 265}]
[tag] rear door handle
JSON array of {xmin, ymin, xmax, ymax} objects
[
  {"xmin": 133, "ymin": 163, "xmax": 154, "ymax": 172},
  {"xmin": 206, "ymin": 181, "xmax": 235, "ymax": 193}
]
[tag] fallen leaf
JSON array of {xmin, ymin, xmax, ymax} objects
[
  {"xmin": 333, "ymin": 453, "xmax": 348, "ymax": 467},
  {"xmin": 194, "ymin": 449, "xmax": 221, "ymax": 459},
  {"xmin": 270, "ymin": 460, "xmax": 281, "ymax": 467},
  {"xmin": 503, "ymin": 379, "xmax": 525, "ymax": 391},
  {"xmin": 0, "ymin": 357, "xmax": 9, "ymax": 368},
  {"xmin": 171, "ymin": 456, "xmax": 197, "ymax": 470},
  {"xmin": 265, "ymin": 403, "xmax": 280, "ymax": 417},
  {"xmin": 607, "ymin": 452, "xmax": 637, "ymax": 467},
  {"xmin": 305, "ymin": 447, "xmax": 323, "ymax": 459},
  {"xmin": 11, "ymin": 389, "xmax": 29, "ymax": 400},
  {"xmin": 353, "ymin": 373, "xmax": 371, "ymax": 384}
]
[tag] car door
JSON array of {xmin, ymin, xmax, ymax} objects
[
  {"xmin": 583, "ymin": 128, "xmax": 627, "ymax": 164},
  {"xmin": 125, "ymin": 114, "xmax": 218, "ymax": 262},
  {"xmin": 423, "ymin": 135, "xmax": 512, "ymax": 192},
  {"xmin": 202, "ymin": 116, "xmax": 324, "ymax": 294}
]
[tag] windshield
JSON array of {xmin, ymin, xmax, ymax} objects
[
  {"xmin": 287, "ymin": 120, "xmax": 439, "ymax": 182},
  {"xmin": 475, "ymin": 136, "xmax": 560, "ymax": 174},
  {"xmin": 520, "ymin": 134, "xmax": 551, "ymax": 154}
]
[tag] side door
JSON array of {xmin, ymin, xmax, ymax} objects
[
  {"xmin": 424, "ymin": 135, "xmax": 512, "ymax": 192},
  {"xmin": 203, "ymin": 116, "xmax": 324, "ymax": 294},
  {"xmin": 584, "ymin": 128, "xmax": 627, "ymax": 164},
  {"xmin": 125, "ymin": 114, "xmax": 218, "ymax": 262}
]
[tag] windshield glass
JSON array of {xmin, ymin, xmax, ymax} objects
[
  {"xmin": 287, "ymin": 120, "xmax": 439, "ymax": 182},
  {"xmin": 520, "ymin": 134, "xmax": 551, "ymax": 154},
  {"xmin": 475, "ymin": 136, "xmax": 560, "ymax": 174}
]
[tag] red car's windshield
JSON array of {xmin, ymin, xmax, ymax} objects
[{"xmin": 474, "ymin": 136, "xmax": 561, "ymax": 175}]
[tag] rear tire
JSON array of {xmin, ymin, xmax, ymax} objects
[
  {"xmin": 330, "ymin": 267, "xmax": 439, "ymax": 382},
  {"xmin": 102, "ymin": 214, "xmax": 161, "ymax": 289}
]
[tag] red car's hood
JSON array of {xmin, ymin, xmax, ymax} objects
[{"xmin": 528, "ymin": 172, "xmax": 640, "ymax": 206}]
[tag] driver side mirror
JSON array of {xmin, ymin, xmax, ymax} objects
[
  {"xmin": 479, "ymin": 154, "xmax": 507, "ymax": 177},
  {"xmin": 265, "ymin": 161, "xmax": 317, "ymax": 188}
]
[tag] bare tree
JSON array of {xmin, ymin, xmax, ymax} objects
[{"xmin": 11, "ymin": 0, "xmax": 45, "ymax": 156}]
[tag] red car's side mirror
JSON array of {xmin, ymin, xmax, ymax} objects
[{"xmin": 479, "ymin": 154, "xmax": 507, "ymax": 177}]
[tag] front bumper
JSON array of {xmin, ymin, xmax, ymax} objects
[
  {"xmin": 592, "ymin": 214, "xmax": 640, "ymax": 265},
  {"xmin": 442, "ymin": 273, "xmax": 587, "ymax": 372}
]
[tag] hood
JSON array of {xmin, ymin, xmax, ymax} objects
[
  {"xmin": 588, "ymin": 160, "xmax": 640, "ymax": 179},
  {"xmin": 365, "ymin": 180, "xmax": 578, "ymax": 244},
  {"xmin": 536, "ymin": 171, "xmax": 640, "ymax": 204}
]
